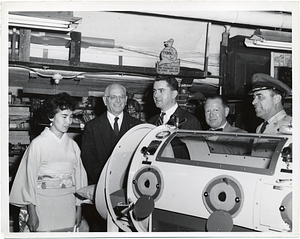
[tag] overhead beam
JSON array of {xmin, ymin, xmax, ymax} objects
[{"xmin": 10, "ymin": 57, "xmax": 209, "ymax": 78}]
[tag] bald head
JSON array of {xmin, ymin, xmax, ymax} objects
[{"xmin": 103, "ymin": 84, "xmax": 127, "ymax": 116}]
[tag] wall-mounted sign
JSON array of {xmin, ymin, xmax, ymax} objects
[{"xmin": 156, "ymin": 38, "xmax": 180, "ymax": 75}]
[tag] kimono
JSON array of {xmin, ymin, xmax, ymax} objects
[{"xmin": 10, "ymin": 127, "xmax": 88, "ymax": 232}]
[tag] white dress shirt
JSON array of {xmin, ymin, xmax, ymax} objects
[
  {"xmin": 107, "ymin": 111, "xmax": 124, "ymax": 130},
  {"xmin": 161, "ymin": 103, "xmax": 178, "ymax": 124}
]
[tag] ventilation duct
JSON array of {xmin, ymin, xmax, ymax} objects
[{"xmin": 144, "ymin": 11, "xmax": 292, "ymax": 30}]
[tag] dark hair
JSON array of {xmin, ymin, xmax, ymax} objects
[
  {"xmin": 154, "ymin": 76, "xmax": 178, "ymax": 91},
  {"xmin": 43, "ymin": 92, "xmax": 76, "ymax": 119},
  {"xmin": 205, "ymin": 95, "xmax": 229, "ymax": 108}
]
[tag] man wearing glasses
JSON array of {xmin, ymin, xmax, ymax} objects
[{"xmin": 81, "ymin": 83, "xmax": 142, "ymax": 231}]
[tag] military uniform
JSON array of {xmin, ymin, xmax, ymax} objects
[
  {"xmin": 249, "ymin": 73, "xmax": 292, "ymax": 135},
  {"xmin": 256, "ymin": 110, "xmax": 292, "ymax": 135},
  {"xmin": 250, "ymin": 73, "xmax": 292, "ymax": 99},
  {"xmin": 249, "ymin": 73, "xmax": 292, "ymax": 157}
]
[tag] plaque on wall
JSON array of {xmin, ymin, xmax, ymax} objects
[{"xmin": 156, "ymin": 38, "xmax": 180, "ymax": 75}]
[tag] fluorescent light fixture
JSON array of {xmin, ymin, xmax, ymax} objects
[
  {"xmin": 245, "ymin": 29, "xmax": 292, "ymax": 51},
  {"xmin": 245, "ymin": 38, "xmax": 292, "ymax": 51},
  {"xmin": 8, "ymin": 14, "xmax": 81, "ymax": 32}
]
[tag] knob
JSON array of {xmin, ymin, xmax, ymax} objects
[
  {"xmin": 141, "ymin": 146, "xmax": 149, "ymax": 156},
  {"xmin": 279, "ymin": 205, "xmax": 285, "ymax": 212}
]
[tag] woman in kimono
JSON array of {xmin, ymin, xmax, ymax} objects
[{"xmin": 10, "ymin": 92, "xmax": 88, "ymax": 232}]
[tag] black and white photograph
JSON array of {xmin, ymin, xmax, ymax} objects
[{"xmin": 1, "ymin": 0, "xmax": 299, "ymax": 238}]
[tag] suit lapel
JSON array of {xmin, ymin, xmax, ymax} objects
[
  {"xmin": 119, "ymin": 112, "xmax": 132, "ymax": 136},
  {"xmin": 97, "ymin": 112, "xmax": 116, "ymax": 153},
  {"xmin": 168, "ymin": 107, "xmax": 186, "ymax": 126},
  {"xmin": 223, "ymin": 122, "xmax": 230, "ymax": 132},
  {"xmin": 215, "ymin": 122, "xmax": 228, "ymax": 142},
  {"xmin": 119, "ymin": 113, "xmax": 127, "ymax": 136}
]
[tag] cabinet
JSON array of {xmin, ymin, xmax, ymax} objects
[
  {"xmin": 9, "ymin": 104, "xmax": 32, "ymax": 203},
  {"xmin": 219, "ymin": 35, "xmax": 292, "ymax": 133},
  {"xmin": 221, "ymin": 35, "xmax": 271, "ymax": 96},
  {"xmin": 9, "ymin": 104, "xmax": 31, "ymax": 233}
]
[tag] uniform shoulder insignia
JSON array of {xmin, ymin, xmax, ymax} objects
[{"xmin": 278, "ymin": 115, "xmax": 292, "ymax": 134}]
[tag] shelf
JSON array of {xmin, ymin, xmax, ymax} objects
[
  {"xmin": 9, "ymin": 104, "xmax": 31, "ymax": 107},
  {"xmin": 37, "ymin": 123, "xmax": 83, "ymax": 130},
  {"xmin": 9, "ymin": 153, "xmax": 24, "ymax": 156},
  {"xmin": 75, "ymin": 107, "xmax": 94, "ymax": 110},
  {"xmin": 9, "ymin": 128, "xmax": 30, "ymax": 131}
]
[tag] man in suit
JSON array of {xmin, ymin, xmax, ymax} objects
[
  {"xmin": 204, "ymin": 95, "xmax": 249, "ymax": 155},
  {"xmin": 148, "ymin": 76, "xmax": 201, "ymax": 130},
  {"xmin": 81, "ymin": 83, "xmax": 142, "ymax": 231},
  {"xmin": 249, "ymin": 73, "xmax": 292, "ymax": 135}
]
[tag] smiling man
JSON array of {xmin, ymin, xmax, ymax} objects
[
  {"xmin": 249, "ymin": 73, "xmax": 292, "ymax": 135},
  {"xmin": 204, "ymin": 95, "xmax": 249, "ymax": 155},
  {"xmin": 81, "ymin": 83, "xmax": 142, "ymax": 185},
  {"xmin": 80, "ymin": 83, "xmax": 142, "ymax": 232},
  {"xmin": 148, "ymin": 76, "xmax": 201, "ymax": 130},
  {"xmin": 204, "ymin": 95, "xmax": 244, "ymax": 132}
]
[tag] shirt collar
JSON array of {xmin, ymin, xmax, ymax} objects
[
  {"xmin": 219, "ymin": 121, "xmax": 228, "ymax": 129},
  {"xmin": 162, "ymin": 103, "xmax": 178, "ymax": 123},
  {"xmin": 210, "ymin": 121, "xmax": 227, "ymax": 130},
  {"xmin": 267, "ymin": 110, "xmax": 286, "ymax": 124},
  {"xmin": 107, "ymin": 111, "xmax": 124, "ymax": 127},
  {"xmin": 46, "ymin": 127, "xmax": 66, "ymax": 143}
]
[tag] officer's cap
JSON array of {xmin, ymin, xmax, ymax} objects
[{"xmin": 249, "ymin": 73, "xmax": 291, "ymax": 98}]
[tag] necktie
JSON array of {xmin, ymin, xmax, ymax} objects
[
  {"xmin": 260, "ymin": 121, "xmax": 268, "ymax": 133},
  {"xmin": 209, "ymin": 128, "xmax": 223, "ymax": 131},
  {"xmin": 114, "ymin": 117, "xmax": 119, "ymax": 136},
  {"xmin": 156, "ymin": 112, "xmax": 166, "ymax": 126}
]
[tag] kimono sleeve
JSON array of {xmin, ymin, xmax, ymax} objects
[
  {"xmin": 9, "ymin": 141, "xmax": 41, "ymax": 207},
  {"xmin": 73, "ymin": 143, "xmax": 88, "ymax": 206}
]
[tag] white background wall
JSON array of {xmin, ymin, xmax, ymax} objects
[{"xmin": 73, "ymin": 11, "xmax": 255, "ymax": 77}]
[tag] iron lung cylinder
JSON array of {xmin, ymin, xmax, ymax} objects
[{"xmin": 95, "ymin": 124, "xmax": 293, "ymax": 233}]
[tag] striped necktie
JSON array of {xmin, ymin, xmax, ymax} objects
[
  {"xmin": 260, "ymin": 121, "xmax": 268, "ymax": 133},
  {"xmin": 114, "ymin": 117, "xmax": 119, "ymax": 136},
  {"xmin": 156, "ymin": 112, "xmax": 166, "ymax": 126}
]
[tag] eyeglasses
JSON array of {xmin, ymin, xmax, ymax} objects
[{"xmin": 105, "ymin": 95, "xmax": 126, "ymax": 101}]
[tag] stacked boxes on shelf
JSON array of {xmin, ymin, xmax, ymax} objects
[
  {"xmin": 9, "ymin": 106, "xmax": 31, "ymax": 145},
  {"xmin": 9, "ymin": 106, "xmax": 31, "ymax": 130},
  {"xmin": 9, "ymin": 105, "xmax": 31, "ymax": 182}
]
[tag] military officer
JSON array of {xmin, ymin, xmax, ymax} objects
[{"xmin": 249, "ymin": 73, "xmax": 292, "ymax": 135}]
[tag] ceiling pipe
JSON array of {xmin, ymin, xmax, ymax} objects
[{"xmin": 143, "ymin": 11, "xmax": 292, "ymax": 30}]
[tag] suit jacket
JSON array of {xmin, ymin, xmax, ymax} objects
[
  {"xmin": 207, "ymin": 122, "xmax": 250, "ymax": 155},
  {"xmin": 148, "ymin": 106, "xmax": 202, "ymax": 130},
  {"xmin": 222, "ymin": 121, "xmax": 247, "ymax": 134},
  {"xmin": 81, "ymin": 111, "xmax": 142, "ymax": 184}
]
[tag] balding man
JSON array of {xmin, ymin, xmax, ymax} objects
[
  {"xmin": 81, "ymin": 84, "xmax": 142, "ymax": 231},
  {"xmin": 81, "ymin": 83, "xmax": 142, "ymax": 185},
  {"xmin": 204, "ymin": 95, "xmax": 250, "ymax": 155}
]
